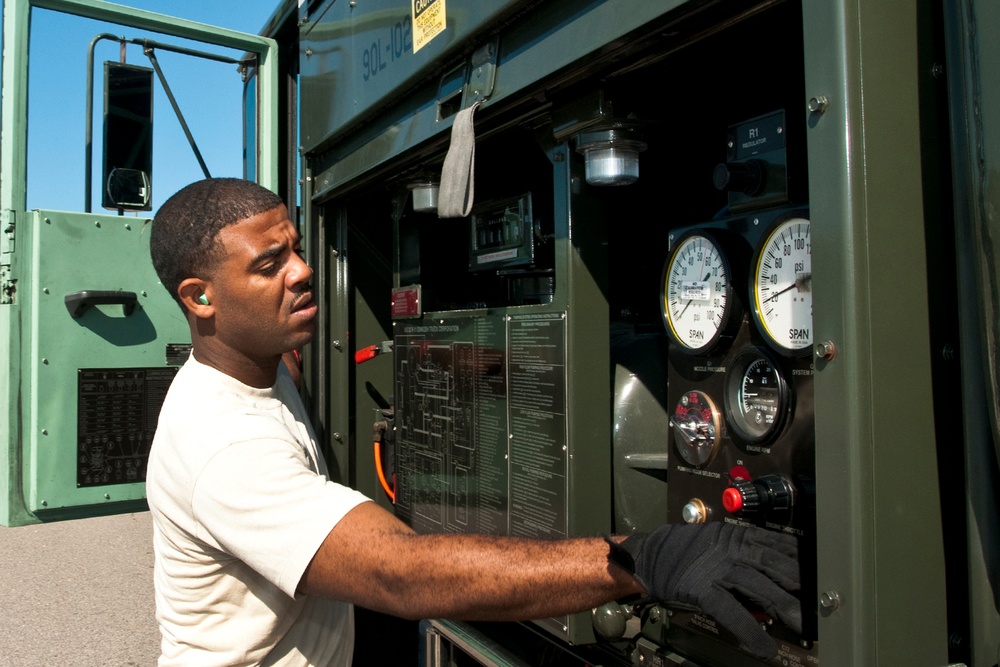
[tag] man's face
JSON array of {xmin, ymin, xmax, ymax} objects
[{"xmin": 206, "ymin": 204, "xmax": 317, "ymax": 361}]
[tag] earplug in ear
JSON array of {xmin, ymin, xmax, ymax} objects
[{"xmin": 198, "ymin": 294, "xmax": 211, "ymax": 306}]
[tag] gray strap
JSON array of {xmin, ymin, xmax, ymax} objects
[{"xmin": 437, "ymin": 101, "xmax": 481, "ymax": 218}]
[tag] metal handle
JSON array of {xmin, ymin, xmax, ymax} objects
[{"xmin": 64, "ymin": 290, "xmax": 138, "ymax": 318}]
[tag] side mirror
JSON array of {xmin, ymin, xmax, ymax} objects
[{"xmin": 102, "ymin": 62, "xmax": 153, "ymax": 211}]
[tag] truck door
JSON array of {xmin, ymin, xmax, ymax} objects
[{"xmin": 1, "ymin": 0, "xmax": 280, "ymax": 526}]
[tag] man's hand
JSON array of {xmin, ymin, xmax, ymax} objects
[{"xmin": 608, "ymin": 522, "xmax": 801, "ymax": 659}]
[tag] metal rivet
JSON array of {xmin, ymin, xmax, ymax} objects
[
  {"xmin": 41, "ymin": 429, "xmax": 48, "ymax": 435},
  {"xmin": 124, "ymin": 223, "xmax": 131, "ymax": 231},
  {"xmin": 104, "ymin": 493, "xmax": 111, "ymax": 500}
]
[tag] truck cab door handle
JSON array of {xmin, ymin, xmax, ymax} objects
[{"xmin": 64, "ymin": 290, "xmax": 138, "ymax": 318}]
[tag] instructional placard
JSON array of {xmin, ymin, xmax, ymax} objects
[{"xmin": 411, "ymin": 0, "xmax": 446, "ymax": 53}]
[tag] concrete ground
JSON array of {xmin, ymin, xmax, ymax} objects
[{"xmin": 0, "ymin": 511, "xmax": 160, "ymax": 666}]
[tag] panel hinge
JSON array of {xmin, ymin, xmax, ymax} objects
[
  {"xmin": 1, "ymin": 209, "xmax": 14, "ymax": 255},
  {"xmin": 1, "ymin": 210, "xmax": 14, "ymax": 305},
  {"xmin": 0, "ymin": 266, "xmax": 14, "ymax": 305}
]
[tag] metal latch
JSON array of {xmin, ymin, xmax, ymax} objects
[{"xmin": 467, "ymin": 37, "xmax": 498, "ymax": 104}]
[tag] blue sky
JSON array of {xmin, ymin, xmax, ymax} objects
[{"xmin": 2, "ymin": 0, "xmax": 282, "ymax": 213}]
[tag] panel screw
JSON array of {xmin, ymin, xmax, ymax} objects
[
  {"xmin": 815, "ymin": 340, "xmax": 837, "ymax": 361},
  {"xmin": 808, "ymin": 95, "xmax": 829, "ymax": 114},
  {"xmin": 333, "ymin": 432, "xmax": 343, "ymax": 442},
  {"xmin": 820, "ymin": 589, "xmax": 841, "ymax": 610}
]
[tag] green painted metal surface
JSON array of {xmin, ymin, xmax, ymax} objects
[
  {"xmin": 942, "ymin": 0, "xmax": 1000, "ymax": 664},
  {"xmin": 22, "ymin": 210, "xmax": 187, "ymax": 514},
  {"xmin": 304, "ymin": 0, "xmax": 689, "ymax": 200},
  {"xmin": 803, "ymin": 1, "xmax": 949, "ymax": 664},
  {"xmin": 1, "ymin": 0, "xmax": 282, "ymax": 526}
]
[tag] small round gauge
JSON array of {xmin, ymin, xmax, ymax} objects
[
  {"xmin": 752, "ymin": 217, "xmax": 812, "ymax": 355},
  {"xmin": 661, "ymin": 232, "xmax": 735, "ymax": 354},
  {"xmin": 670, "ymin": 390, "xmax": 721, "ymax": 467},
  {"xmin": 725, "ymin": 348, "xmax": 789, "ymax": 444}
]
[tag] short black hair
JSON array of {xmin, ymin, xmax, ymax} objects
[{"xmin": 150, "ymin": 178, "xmax": 284, "ymax": 306}]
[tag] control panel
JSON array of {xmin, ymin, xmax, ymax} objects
[{"xmin": 660, "ymin": 111, "xmax": 817, "ymax": 666}]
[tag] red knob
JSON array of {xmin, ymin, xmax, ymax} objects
[{"xmin": 722, "ymin": 487, "xmax": 744, "ymax": 513}]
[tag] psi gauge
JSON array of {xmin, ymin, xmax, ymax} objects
[
  {"xmin": 661, "ymin": 232, "xmax": 735, "ymax": 354},
  {"xmin": 752, "ymin": 217, "xmax": 812, "ymax": 355}
]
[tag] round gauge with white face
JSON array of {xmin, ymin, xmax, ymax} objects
[
  {"xmin": 752, "ymin": 217, "xmax": 812, "ymax": 355},
  {"xmin": 661, "ymin": 232, "xmax": 734, "ymax": 354}
]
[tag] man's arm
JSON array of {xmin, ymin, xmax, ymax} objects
[{"xmin": 299, "ymin": 501, "xmax": 644, "ymax": 621}]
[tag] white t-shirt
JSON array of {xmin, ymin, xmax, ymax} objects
[{"xmin": 146, "ymin": 355, "xmax": 371, "ymax": 666}]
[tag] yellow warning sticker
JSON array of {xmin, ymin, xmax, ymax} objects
[{"xmin": 412, "ymin": 0, "xmax": 446, "ymax": 53}]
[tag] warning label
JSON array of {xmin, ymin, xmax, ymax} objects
[{"xmin": 412, "ymin": 0, "xmax": 446, "ymax": 53}]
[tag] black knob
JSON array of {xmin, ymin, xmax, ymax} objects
[
  {"xmin": 713, "ymin": 159, "xmax": 766, "ymax": 196},
  {"xmin": 722, "ymin": 474, "xmax": 794, "ymax": 517}
]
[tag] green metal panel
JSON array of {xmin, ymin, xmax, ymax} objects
[
  {"xmin": 0, "ymin": 0, "xmax": 32, "ymax": 527},
  {"xmin": 802, "ymin": 0, "xmax": 949, "ymax": 664},
  {"xmin": 307, "ymin": 0, "xmax": 689, "ymax": 200},
  {"xmin": 942, "ymin": 0, "xmax": 1000, "ymax": 664},
  {"xmin": 22, "ymin": 210, "xmax": 187, "ymax": 514},
  {"xmin": 1, "ymin": 0, "xmax": 282, "ymax": 526}
]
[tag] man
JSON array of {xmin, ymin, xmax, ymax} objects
[{"xmin": 146, "ymin": 178, "xmax": 802, "ymax": 666}]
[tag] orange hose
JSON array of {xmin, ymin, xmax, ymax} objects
[{"xmin": 374, "ymin": 441, "xmax": 396, "ymax": 503}]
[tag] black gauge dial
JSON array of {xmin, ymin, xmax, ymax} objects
[{"xmin": 725, "ymin": 348, "xmax": 789, "ymax": 444}]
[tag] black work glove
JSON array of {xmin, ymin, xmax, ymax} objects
[{"xmin": 607, "ymin": 522, "xmax": 801, "ymax": 660}]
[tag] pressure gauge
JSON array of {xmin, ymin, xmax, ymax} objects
[
  {"xmin": 661, "ymin": 232, "xmax": 735, "ymax": 354},
  {"xmin": 752, "ymin": 217, "xmax": 812, "ymax": 355},
  {"xmin": 725, "ymin": 348, "xmax": 789, "ymax": 444},
  {"xmin": 670, "ymin": 390, "xmax": 721, "ymax": 467}
]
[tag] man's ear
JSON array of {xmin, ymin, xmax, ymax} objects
[{"xmin": 178, "ymin": 278, "xmax": 214, "ymax": 317}]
